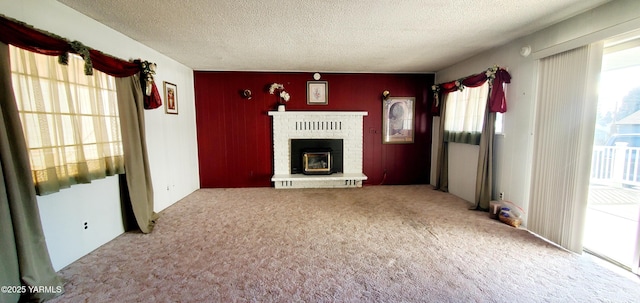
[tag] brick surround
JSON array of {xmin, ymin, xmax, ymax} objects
[{"xmin": 269, "ymin": 111, "xmax": 368, "ymax": 188}]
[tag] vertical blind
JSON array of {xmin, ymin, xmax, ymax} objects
[{"xmin": 528, "ymin": 42, "xmax": 603, "ymax": 253}]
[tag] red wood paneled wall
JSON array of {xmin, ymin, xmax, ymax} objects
[{"xmin": 194, "ymin": 72, "xmax": 435, "ymax": 188}]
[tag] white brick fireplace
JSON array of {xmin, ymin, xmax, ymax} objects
[{"xmin": 268, "ymin": 111, "xmax": 368, "ymax": 188}]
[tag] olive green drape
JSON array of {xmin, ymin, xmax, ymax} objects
[
  {"xmin": 434, "ymin": 93, "xmax": 449, "ymax": 192},
  {"xmin": 0, "ymin": 43, "xmax": 63, "ymax": 303},
  {"xmin": 473, "ymin": 110, "xmax": 496, "ymax": 210},
  {"xmin": 115, "ymin": 76, "xmax": 157, "ymax": 233}
]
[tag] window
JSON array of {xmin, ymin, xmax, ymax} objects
[
  {"xmin": 443, "ymin": 82, "xmax": 489, "ymax": 144},
  {"xmin": 494, "ymin": 84, "xmax": 507, "ymax": 135},
  {"xmin": 495, "ymin": 113, "xmax": 504, "ymax": 134},
  {"xmin": 10, "ymin": 46, "xmax": 124, "ymax": 195}
]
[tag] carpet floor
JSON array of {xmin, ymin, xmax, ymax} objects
[{"xmin": 48, "ymin": 185, "xmax": 640, "ymax": 302}]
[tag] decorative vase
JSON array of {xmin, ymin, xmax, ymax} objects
[{"xmin": 278, "ymin": 104, "xmax": 285, "ymax": 112}]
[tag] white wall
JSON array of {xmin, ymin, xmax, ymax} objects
[
  {"xmin": 1, "ymin": 0, "xmax": 200, "ymax": 270},
  {"xmin": 432, "ymin": 0, "xmax": 640, "ymax": 227}
]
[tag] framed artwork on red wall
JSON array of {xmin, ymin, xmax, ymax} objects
[
  {"xmin": 382, "ymin": 97, "xmax": 415, "ymax": 144},
  {"xmin": 164, "ymin": 81, "xmax": 178, "ymax": 114},
  {"xmin": 306, "ymin": 81, "xmax": 328, "ymax": 105}
]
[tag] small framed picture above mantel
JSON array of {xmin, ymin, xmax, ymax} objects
[
  {"xmin": 164, "ymin": 81, "xmax": 178, "ymax": 115},
  {"xmin": 307, "ymin": 81, "xmax": 328, "ymax": 105}
]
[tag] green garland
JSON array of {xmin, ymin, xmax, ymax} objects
[
  {"xmin": 55, "ymin": 41, "xmax": 93, "ymax": 75},
  {"xmin": 58, "ymin": 53, "xmax": 68, "ymax": 65},
  {"xmin": 70, "ymin": 40, "xmax": 93, "ymax": 75}
]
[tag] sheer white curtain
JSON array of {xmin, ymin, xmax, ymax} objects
[
  {"xmin": 528, "ymin": 42, "xmax": 603, "ymax": 253},
  {"xmin": 443, "ymin": 82, "xmax": 489, "ymax": 145},
  {"xmin": 9, "ymin": 46, "xmax": 124, "ymax": 195}
]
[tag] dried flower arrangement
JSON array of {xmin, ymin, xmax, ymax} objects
[{"xmin": 269, "ymin": 83, "xmax": 290, "ymax": 104}]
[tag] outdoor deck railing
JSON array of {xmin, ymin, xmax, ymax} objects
[{"xmin": 591, "ymin": 143, "xmax": 640, "ymax": 187}]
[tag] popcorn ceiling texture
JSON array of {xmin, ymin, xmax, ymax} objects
[
  {"xmin": 57, "ymin": 0, "xmax": 608, "ymax": 72},
  {"xmin": 50, "ymin": 185, "xmax": 640, "ymax": 302}
]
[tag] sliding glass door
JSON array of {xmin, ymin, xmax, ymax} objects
[{"xmin": 584, "ymin": 37, "xmax": 640, "ymax": 274}]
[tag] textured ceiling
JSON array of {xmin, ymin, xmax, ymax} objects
[{"xmin": 57, "ymin": 0, "xmax": 610, "ymax": 73}]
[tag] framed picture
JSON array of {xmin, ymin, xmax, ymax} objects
[
  {"xmin": 164, "ymin": 81, "xmax": 178, "ymax": 114},
  {"xmin": 382, "ymin": 97, "xmax": 415, "ymax": 144},
  {"xmin": 307, "ymin": 81, "xmax": 328, "ymax": 105}
]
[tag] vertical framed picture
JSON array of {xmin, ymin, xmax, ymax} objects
[
  {"xmin": 307, "ymin": 81, "xmax": 328, "ymax": 105},
  {"xmin": 164, "ymin": 81, "xmax": 178, "ymax": 115},
  {"xmin": 382, "ymin": 97, "xmax": 415, "ymax": 144}
]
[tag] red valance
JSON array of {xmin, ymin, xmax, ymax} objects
[
  {"xmin": 0, "ymin": 15, "xmax": 139, "ymax": 77},
  {"xmin": 0, "ymin": 15, "xmax": 69, "ymax": 57},
  {"xmin": 431, "ymin": 66, "xmax": 511, "ymax": 115},
  {"xmin": 88, "ymin": 49, "xmax": 140, "ymax": 78},
  {"xmin": 489, "ymin": 69, "xmax": 511, "ymax": 113},
  {"xmin": 0, "ymin": 14, "xmax": 162, "ymax": 109}
]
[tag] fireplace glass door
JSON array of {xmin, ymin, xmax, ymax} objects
[{"xmin": 303, "ymin": 151, "xmax": 332, "ymax": 174}]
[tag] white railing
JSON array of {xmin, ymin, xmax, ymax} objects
[{"xmin": 590, "ymin": 142, "xmax": 640, "ymax": 187}]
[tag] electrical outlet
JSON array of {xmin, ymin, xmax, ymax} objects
[
  {"xmin": 83, "ymin": 221, "xmax": 89, "ymax": 230},
  {"xmin": 499, "ymin": 192, "xmax": 505, "ymax": 200}
]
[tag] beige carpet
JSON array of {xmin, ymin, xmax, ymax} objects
[{"xmin": 49, "ymin": 185, "xmax": 640, "ymax": 302}]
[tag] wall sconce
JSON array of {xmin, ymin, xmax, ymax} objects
[
  {"xmin": 241, "ymin": 89, "xmax": 252, "ymax": 99},
  {"xmin": 382, "ymin": 90, "xmax": 390, "ymax": 100}
]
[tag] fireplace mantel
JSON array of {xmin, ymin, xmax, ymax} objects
[
  {"xmin": 269, "ymin": 111, "xmax": 368, "ymax": 188},
  {"xmin": 268, "ymin": 111, "xmax": 368, "ymax": 117}
]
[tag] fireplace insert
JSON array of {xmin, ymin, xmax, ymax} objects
[
  {"xmin": 290, "ymin": 139, "xmax": 343, "ymax": 174},
  {"xmin": 302, "ymin": 150, "xmax": 332, "ymax": 175}
]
